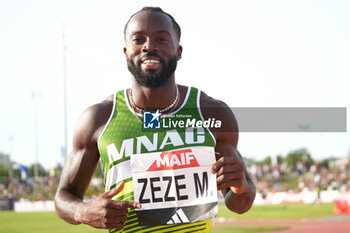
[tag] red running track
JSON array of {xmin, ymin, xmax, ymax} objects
[{"xmin": 212, "ymin": 218, "xmax": 350, "ymax": 233}]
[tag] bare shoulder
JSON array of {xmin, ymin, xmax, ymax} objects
[
  {"xmin": 199, "ymin": 90, "xmax": 229, "ymax": 109},
  {"xmin": 73, "ymin": 95, "xmax": 114, "ymax": 149},
  {"xmin": 199, "ymin": 90, "xmax": 238, "ymax": 146}
]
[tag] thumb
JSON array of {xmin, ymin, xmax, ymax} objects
[{"xmin": 103, "ymin": 181, "xmax": 125, "ymax": 199}]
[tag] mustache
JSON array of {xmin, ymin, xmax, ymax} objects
[{"xmin": 140, "ymin": 52, "xmax": 163, "ymax": 62}]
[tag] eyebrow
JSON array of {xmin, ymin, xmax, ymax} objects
[{"xmin": 131, "ymin": 30, "xmax": 172, "ymax": 36}]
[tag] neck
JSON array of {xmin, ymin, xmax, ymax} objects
[{"xmin": 130, "ymin": 76, "xmax": 177, "ymax": 111}]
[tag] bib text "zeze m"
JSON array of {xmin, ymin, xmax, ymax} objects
[{"xmin": 130, "ymin": 147, "xmax": 218, "ymax": 211}]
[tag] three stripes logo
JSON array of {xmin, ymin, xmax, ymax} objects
[
  {"xmin": 136, "ymin": 202, "xmax": 218, "ymax": 226},
  {"xmin": 166, "ymin": 208, "xmax": 189, "ymax": 224}
]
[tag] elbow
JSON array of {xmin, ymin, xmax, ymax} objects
[
  {"xmin": 225, "ymin": 190, "xmax": 256, "ymax": 214},
  {"xmin": 53, "ymin": 191, "xmax": 71, "ymax": 222},
  {"xmin": 231, "ymin": 201, "xmax": 253, "ymax": 214},
  {"xmin": 225, "ymin": 201, "xmax": 252, "ymax": 214},
  {"xmin": 53, "ymin": 189, "xmax": 82, "ymax": 225},
  {"xmin": 54, "ymin": 196, "xmax": 80, "ymax": 225},
  {"xmin": 54, "ymin": 192, "xmax": 63, "ymax": 219}
]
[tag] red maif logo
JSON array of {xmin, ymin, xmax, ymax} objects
[{"xmin": 147, "ymin": 149, "xmax": 199, "ymax": 171}]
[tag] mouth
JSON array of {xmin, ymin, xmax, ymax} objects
[
  {"xmin": 142, "ymin": 57, "xmax": 161, "ymax": 64},
  {"xmin": 141, "ymin": 57, "xmax": 161, "ymax": 70}
]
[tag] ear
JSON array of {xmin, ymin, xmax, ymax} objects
[
  {"xmin": 123, "ymin": 47, "xmax": 127, "ymax": 55},
  {"xmin": 177, "ymin": 45, "xmax": 183, "ymax": 61}
]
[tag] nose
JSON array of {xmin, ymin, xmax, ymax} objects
[{"xmin": 142, "ymin": 39, "xmax": 158, "ymax": 53}]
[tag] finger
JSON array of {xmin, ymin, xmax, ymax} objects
[
  {"xmin": 216, "ymin": 163, "xmax": 244, "ymax": 176},
  {"xmin": 103, "ymin": 181, "xmax": 125, "ymax": 199},
  {"xmin": 212, "ymin": 156, "xmax": 239, "ymax": 174},
  {"xmin": 217, "ymin": 171, "xmax": 244, "ymax": 184},
  {"xmin": 217, "ymin": 179, "xmax": 241, "ymax": 190},
  {"xmin": 102, "ymin": 183, "xmax": 124, "ymax": 200},
  {"xmin": 109, "ymin": 200, "xmax": 142, "ymax": 209},
  {"xmin": 106, "ymin": 211, "xmax": 129, "ymax": 220},
  {"xmin": 102, "ymin": 206, "xmax": 129, "ymax": 216}
]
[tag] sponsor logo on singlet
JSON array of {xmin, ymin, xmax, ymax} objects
[{"xmin": 106, "ymin": 128, "xmax": 207, "ymax": 163}]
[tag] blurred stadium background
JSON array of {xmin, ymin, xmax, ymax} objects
[{"xmin": 1, "ymin": 0, "xmax": 350, "ymax": 232}]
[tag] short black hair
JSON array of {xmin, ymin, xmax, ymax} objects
[{"xmin": 124, "ymin": 7, "xmax": 181, "ymax": 42}]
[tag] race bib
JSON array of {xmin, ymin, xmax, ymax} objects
[{"xmin": 130, "ymin": 147, "xmax": 218, "ymax": 226}]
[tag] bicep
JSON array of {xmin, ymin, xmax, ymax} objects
[
  {"xmin": 59, "ymin": 146, "xmax": 100, "ymax": 199},
  {"xmin": 57, "ymin": 107, "xmax": 101, "ymax": 199}
]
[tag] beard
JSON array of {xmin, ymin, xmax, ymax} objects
[{"xmin": 127, "ymin": 53, "xmax": 177, "ymax": 89}]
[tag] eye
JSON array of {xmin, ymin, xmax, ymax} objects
[
  {"xmin": 132, "ymin": 37, "xmax": 145, "ymax": 44},
  {"xmin": 157, "ymin": 37, "xmax": 169, "ymax": 43}
]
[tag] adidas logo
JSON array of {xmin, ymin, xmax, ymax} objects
[{"xmin": 167, "ymin": 208, "xmax": 189, "ymax": 224}]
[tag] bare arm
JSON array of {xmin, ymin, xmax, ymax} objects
[
  {"xmin": 201, "ymin": 92, "xmax": 256, "ymax": 214},
  {"xmin": 54, "ymin": 99, "xmax": 141, "ymax": 229},
  {"xmin": 212, "ymin": 145, "xmax": 256, "ymax": 214},
  {"xmin": 54, "ymin": 103, "xmax": 102, "ymax": 224}
]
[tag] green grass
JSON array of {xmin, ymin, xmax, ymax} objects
[
  {"xmin": 0, "ymin": 211, "xmax": 101, "ymax": 233},
  {"xmin": 217, "ymin": 203, "xmax": 334, "ymax": 220},
  {"xmin": 0, "ymin": 203, "xmax": 335, "ymax": 233}
]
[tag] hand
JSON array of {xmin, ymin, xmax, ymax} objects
[
  {"xmin": 211, "ymin": 151, "xmax": 250, "ymax": 195},
  {"xmin": 74, "ymin": 181, "xmax": 141, "ymax": 229}
]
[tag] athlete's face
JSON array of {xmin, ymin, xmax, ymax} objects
[{"xmin": 124, "ymin": 11, "xmax": 182, "ymax": 88}]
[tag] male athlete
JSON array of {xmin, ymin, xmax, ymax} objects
[{"xmin": 55, "ymin": 7, "xmax": 256, "ymax": 232}]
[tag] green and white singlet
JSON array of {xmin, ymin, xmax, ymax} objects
[{"xmin": 98, "ymin": 87, "xmax": 216, "ymax": 232}]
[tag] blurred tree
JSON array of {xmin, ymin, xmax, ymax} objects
[
  {"xmin": 285, "ymin": 148, "xmax": 314, "ymax": 168},
  {"xmin": 29, "ymin": 163, "xmax": 48, "ymax": 177},
  {"xmin": 261, "ymin": 156, "xmax": 272, "ymax": 165},
  {"xmin": 0, "ymin": 165, "xmax": 8, "ymax": 177},
  {"xmin": 277, "ymin": 155, "xmax": 284, "ymax": 164},
  {"xmin": 0, "ymin": 164, "xmax": 21, "ymax": 183}
]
